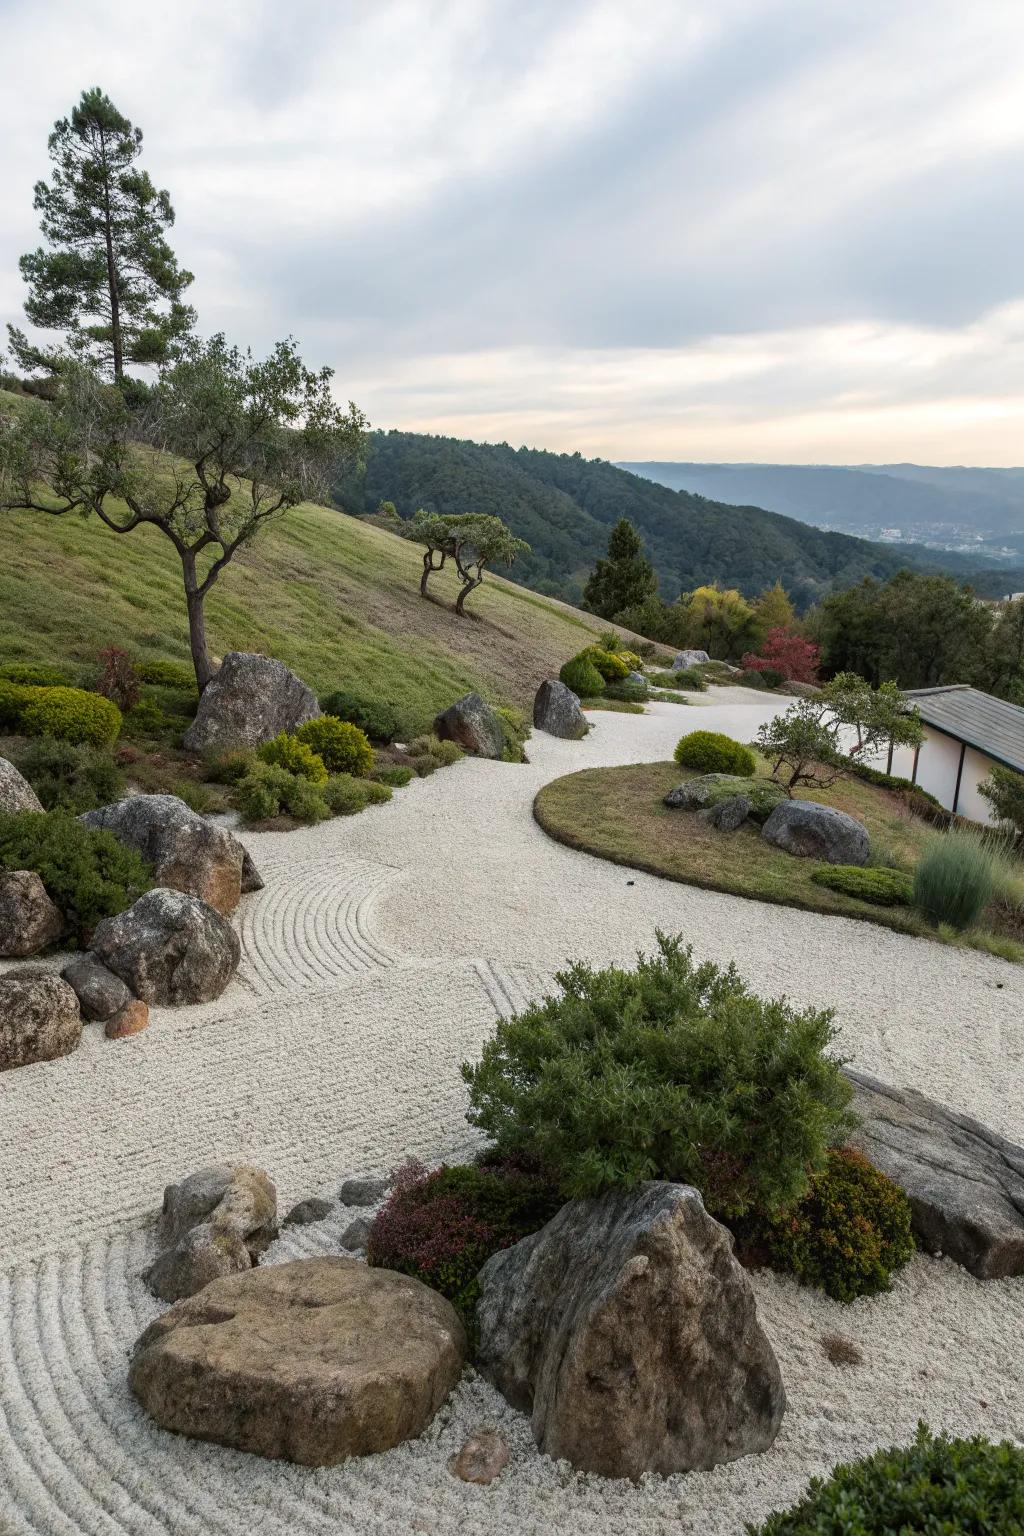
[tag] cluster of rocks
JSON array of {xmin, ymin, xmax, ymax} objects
[{"xmin": 665, "ymin": 771, "xmax": 870, "ymax": 865}]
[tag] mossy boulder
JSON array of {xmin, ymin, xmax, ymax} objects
[{"xmin": 664, "ymin": 774, "xmax": 785, "ymax": 825}]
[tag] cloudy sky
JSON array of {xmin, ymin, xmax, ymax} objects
[{"xmin": 3, "ymin": 0, "xmax": 1024, "ymax": 463}]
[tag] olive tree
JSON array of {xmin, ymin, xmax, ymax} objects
[
  {"xmin": 0, "ymin": 335, "xmax": 367, "ymax": 690},
  {"xmin": 756, "ymin": 673, "xmax": 923, "ymax": 793}
]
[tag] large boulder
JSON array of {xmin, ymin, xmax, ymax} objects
[
  {"xmin": 433, "ymin": 692, "xmax": 505, "ymax": 759},
  {"xmin": 129, "ymin": 1257, "xmax": 467, "ymax": 1464},
  {"xmin": 0, "ymin": 870, "xmax": 65, "ymax": 957},
  {"xmin": 80, "ymin": 794, "xmax": 258, "ymax": 917},
  {"xmin": 761, "ymin": 799, "xmax": 869, "ymax": 865},
  {"xmin": 0, "ymin": 756, "xmax": 43, "ymax": 815},
  {"xmin": 60, "ymin": 954, "xmax": 132, "ymax": 1022},
  {"xmin": 664, "ymin": 773, "xmax": 784, "ymax": 824},
  {"xmin": 0, "ymin": 972, "xmax": 82, "ymax": 1072},
  {"xmin": 533, "ymin": 679, "xmax": 588, "ymax": 740},
  {"xmin": 90, "ymin": 888, "xmax": 240, "ymax": 1006},
  {"xmin": 182, "ymin": 652, "xmax": 320, "ymax": 754},
  {"xmin": 476, "ymin": 1182, "xmax": 785, "ymax": 1480},
  {"xmin": 847, "ymin": 1070, "xmax": 1024, "ymax": 1279},
  {"xmin": 672, "ymin": 649, "xmax": 710, "ymax": 669},
  {"xmin": 145, "ymin": 1163, "xmax": 278, "ymax": 1301}
]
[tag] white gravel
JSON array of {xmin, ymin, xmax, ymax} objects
[{"xmin": 1, "ymin": 688, "xmax": 1022, "ymax": 1534}]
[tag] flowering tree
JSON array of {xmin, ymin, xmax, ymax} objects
[{"xmin": 743, "ymin": 628, "xmax": 821, "ymax": 683}]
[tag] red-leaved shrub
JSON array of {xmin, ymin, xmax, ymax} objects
[
  {"xmin": 742, "ymin": 629, "xmax": 820, "ymax": 683},
  {"xmin": 98, "ymin": 647, "xmax": 141, "ymax": 712}
]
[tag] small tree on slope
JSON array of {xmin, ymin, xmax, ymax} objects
[
  {"xmin": 405, "ymin": 509, "xmax": 528, "ymax": 614},
  {"xmin": 0, "ymin": 337, "xmax": 368, "ymax": 691}
]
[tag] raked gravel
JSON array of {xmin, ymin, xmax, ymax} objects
[{"xmin": 1, "ymin": 688, "xmax": 1022, "ymax": 1535}]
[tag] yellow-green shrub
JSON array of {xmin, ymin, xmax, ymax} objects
[
  {"xmin": 581, "ymin": 646, "xmax": 630, "ymax": 681},
  {"xmin": 257, "ymin": 731, "xmax": 328, "ymax": 784},
  {"xmin": 296, "ymin": 716, "xmax": 374, "ymax": 777},
  {"xmin": 20, "ymin": 686, "xmax": 122, "ymax": 747}
]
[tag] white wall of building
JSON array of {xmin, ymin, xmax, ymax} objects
[{"xmin": 888, "ymin": 725, "xmax": 999, "ymax": 825}]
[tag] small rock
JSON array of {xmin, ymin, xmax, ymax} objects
[
  {"xmin": 0, "ymin": 756, "xmax": 44, "ymax": 815},
  {"xmin": 697, "ymin": 794, "xmax": 751, "ymax": 831},
  {"xmin": 672, "ymin": 649, "xmax": 710, "ymax": 669},
  {"xmin": 284, "ymin": 1198, "xmax": 334, "ymax": 1227},
  {"xmin": 533, "ymin": 680, "xmax": 588, "ymax": 740},
  {"xmin": 90, "ymin": 888, "xmax": 240, "ymax": 1006},
  {"xmin": 105, "ymin": 999, "xmax": 150, "ymax": 1039},
  {"xmin": 0, "ymin": 870, "xmax": 65, "ymax": 957},
  {"xmin": 340, "ymin": 1174, "xmax": 391, "ymax": 1207},
  {"xmin": 340, "ymin": 1216, "xmax": 372, "ymax": 1251},
  {"xmin": 433, "ymin": 693, "xmax": 505, "ymax": 759},
  {"xmin": 0, "ymin": 972, "xmax": 82, "ymax": 1072},
  {"xmin": 61, "ymin": 954, "xmax": 131, "ymax": 1022},
  {"xmin": 145, "ymin": 1163, "xmax": 278, "ymax": 1302},
  {"xmin": 449, "ymin": 1430, "xmax": 510, "ymax": 1485}
]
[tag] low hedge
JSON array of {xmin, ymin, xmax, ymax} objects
[
  {"xmin": 749, "ymin": 1423, "xmax": 1024, "ymax": 1534},
  {"xmin": 675, "ymin": 729, "xmax": 755, "ymax": 776},
  {"xmin": 810, "ymin": 865, "xmax": 914, "ymax": 907}
]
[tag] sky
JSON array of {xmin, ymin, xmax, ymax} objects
[{"xmin": 2, "ymin": 0, "xmax": 1024, "ymax": 464}]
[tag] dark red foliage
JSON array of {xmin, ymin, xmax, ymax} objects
[
  {"xmin": 98, "ymin": 647, "xmax": 141, "ymax": 712},
  {"xmin": 742, "ymin": 629, "xmax": 821, "ymax": 683}
]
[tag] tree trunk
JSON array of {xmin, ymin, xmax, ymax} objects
[
  {"xmin": 455, "ymin": 575, "xmax": 482, "ymax": 615},
  {"xmin": 98, "ymin": 127, "xmax": 123, "ymax": 383},
  {"xmin": 181, "ymin": 556, "xmax": 214, "ymax": 692},
  {"xmin": 421, "ymin": 548, "xmax": 444, "ymax": 596}
]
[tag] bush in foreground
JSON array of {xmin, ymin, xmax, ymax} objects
[
  {"xmin": 755, "ymin": 1147, "xmax": 914, "ymax": 1302},
  {"xmin": 675, "ymin": 729, "xmax": 755, "ymax": 777},
  {"xmin": 18, "ymin": 686, "xmax": 122, "ymax": 747},
  {"xmin": 296, "ymin": 716, "xmax": 374, "ymax": 777},
  {"xmin": 748, "ymin": 1423, "xmax": 1024, "ymax": 1534},
  {"xmin": 367, "ymin": 1157, "xmax": 562, "ymax": 1341},
  {"xmin": 16, "ymin": 737, "xmax": 123, "ymax": 814},
  {"xmin": 0, "ymin": 811, "xmax": 151, "ymax": 939},
  {"xmin": 560, "ymin": 655, "xmax": 605, "ymax": 697},
  {"xmin": 257, "ymin": 732, "xmax": 328, "ymax": 785},
  {"xmin": 462, "ymin": 933, "xmax": 854, "ymax": 1220},
  {"xmin": 810, "ymin": 865, "xmax": 913, "ymax": 907},
  {"xmin": 912, "ymin": 828, "xmax": 1014, "ymax": 931}
]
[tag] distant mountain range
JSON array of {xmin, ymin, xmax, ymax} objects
[
  {"xmin": 335, "ymin": 431, "xmax": 1024, "ymax": 612},
  {"xmin": 618, "ymin": 461, "xmax": 1024, "ymax": 563}
]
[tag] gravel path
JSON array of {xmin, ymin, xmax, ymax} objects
[{"xmin": 1, "ymin": 688, "xmax": 1021, "ymax": 1534}]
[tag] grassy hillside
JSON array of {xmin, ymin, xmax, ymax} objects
[
  {"xmin": 0, "ymin": 491, "xmax": 641, "ymax": 737},
  {"xmin": 335, "ymin": 430, "xmax": 1012, "ymax": 610}
]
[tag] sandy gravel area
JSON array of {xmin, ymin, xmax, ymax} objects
[{"xmin": 1, "ymin": 688, "xmax": 1021, "ymax": 1534}]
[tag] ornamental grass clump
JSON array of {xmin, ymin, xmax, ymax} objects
[
  {"xmin": 462, "ymin": 933, "xmax": 855, "ymax": 1220},
  {"xmin": 911, "ymin": 827, "xmax": 1017, "ymax": 931},
  {"xmin": 748, "ymin": 1423, "xmax": 1024, "ymax": 1535}
]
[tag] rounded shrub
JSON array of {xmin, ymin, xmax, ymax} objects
[
  {"xmin": 560, "ymin": 655, "xmax": 605, "ymax": 697},
  {"xmin": 372, "ymin": 763, "xmax": 414, "ymax": 788},
  {"xmin": 16, "ymin": 737, "xmax": 123, "ymax": 814},
  {"xmin": 581, "ymin": 645, "xmax": 630, "ymax": 681},
  {"xmin": 757, "ymin": 1147, "xmax": 914, "ymax": 1302},
  {"xmin": 739, "ymin": 668, "xmax": 769, "ymax": 690},
  {"xmin": 19, "ymin": 686, "xmax": 122, "ymax": 747},
  {"xmin": 0, "ymin": 810, "xmax": 151, "ymax": 941},
  {"xmin": 0, "ymin": 662, "xmax": 69, "ymax": 688},
  {"xmin": 811, "ymin": 865, "xmax": 913, "ymax": 907},
  {"xmin": 749, "ymin": 1423, "xmax": 1024, "ymax": 1535},
  {"xmin": 296, "ymin": 716, "xmax": 374, "ymax": 777},
  {"xmin": 323, "ymin": 774, "xmax": 393, "ymax": 815},
  {"xmin": 462, "ymin": 933, "xmax": 854, "ymax": 1220},
  {"xmin": 604, "ymin": 678, "xmax": 648, "ymax": 703},
  {"xmin": 257, "ymin": 731, "xmax": 328, "ymax": 784},
  {"xmin": 123, "ymin": 698, "xmax": 170, "ymax": 740},
  {"xmin": 234, "ymin": 761, "xmax": 329, "ymax": 823},
  {"xmin": 0, "ymin": 681, "xmax": 33, "ymax": 731},
  {"xmin": 319, "ymin": 689, "xmax": 402, "ymax": 744},
  {"xmin": 367, "ymin": 1157, "xmax": 563, "ymax": 1342},
  {"xmin": 135, "ymin": 658, "xmax": 197, "ymax": 689},
  {"xmin": 407, "ymin": 735, "xmax": 463, "ymax": 774},
  {"xmin": 674, "ymin": 729, "xmax": 755, "ymax": 776},
  {"xmin": 758, "ymin": 666, "xmax": 785, "ymax": 689}
]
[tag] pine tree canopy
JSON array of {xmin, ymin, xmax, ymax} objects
[{"xmin": 582, "ymin": 516, "xmax": 657, "ymax": 618}]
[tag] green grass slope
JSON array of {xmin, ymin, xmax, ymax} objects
[{"xmin": 0, "ymin": 491, "xmax": 637, "ymax": 737}]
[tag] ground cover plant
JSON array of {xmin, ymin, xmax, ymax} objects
[
  {"xmin": 463, "ymin": 933, "xmax": 855, "ymax": 1220},
  {"xmin": 0, "ymin": 810, "xmax": 150, "ymax": 940},
  {"xmin": 810, "ymin": 865, "xmax": 914, "ymax": 907}
]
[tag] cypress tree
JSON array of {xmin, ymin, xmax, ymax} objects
[{"xmin": 582, "ymin": 517, "xmax": 657, "ymax": 619}]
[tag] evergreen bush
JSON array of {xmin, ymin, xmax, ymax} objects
[
  {"xmin": 20, "ymin": 686, "xmax": 122, "ymax": 746},
  {"xmin": 323, "ymin": 774, "xmax": 392, "ymax": 815},
  {"xmin": 560, "ymin": 655, "xmax": 605, "ymax": 697},
  {"xmin": 0, "ymin": 810, "xmax": 150, "ymax": 939},
  {"xmin": 675, "ymin": 729, "xmax": 755, "ymax": 776},
  {"xmin": 257, "ymin": 731, "xmax": 328, "ymax": 784},
  {"xmin": 16, "ymin": 737, "xmax": 123, "ymax": 813},
  {"xmin": 296, "ymin": 716, "xmax": 374, "ymax": 777},
  {"xmin": 0, "ymin": 662, "xmax": 69, "ymax": 687},
  {"xmin": 319, "ymin": 689, "xmax": 402, "ymax": 744}
]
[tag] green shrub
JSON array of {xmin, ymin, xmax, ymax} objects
[
  {"xmin": 604, "ymin": 678, "xmax": 648, "ymax": 703},
  {"xmin": 204, "ymin": 749, "xmax": 257, "ymax": 785},
  {"xmin": 674, "ymin": 729, "xmax": 755, "ymax": 776},
  {"xmin": 979, "ymin": 763, "xmax": 1024, "ymax": 839},
  {"xmin": 649, "ymin": 667, "xmax": 707, "ymax": 691},
  {"xmin": 411, "ymin": 751, "xmax": 442, "ymax": 776},
  {"xmin": 15, "ymin": 738, "xmax": 123, "ymax": 813},
  {"xmin": 296, "ymin": 716, "xmax": 374, "ymax": 777},
  {"xmin": 0, "ymin": 681, "xmax": 35, "ymax": 731},
  {"xmin": 810, "ymin": 865, "xmax": 914, "ymax": 907},
  {"xmin": 170, "ymin": 780, "xmax": 220, "ymax": 815},
  {"xmin": 20, "ymin": 686, "xmax": 122, "ymax": 747},
  {"xmin": 372, "ymin": 763, "xmax": 414, "ymax": 788},
  {"xmin": 755, "ymin": 1147, "xmax": 914, "ymax": 1303},
  {"xmin": 739, "ymin": 668, "xmax": 769, "ymax": 690},
  {"xmin": 748, "ymin": 1423, "xmax": 1024, "ymax": 1535},
  {"xmin": 696, "ymin": 775, "xmax": 785, "ymax": 825},
  {"xmin": 319, "ymin": 689, "xmax": 402, "ymax": 744},
  {"xmin": 462, "ymin": 933, "xmax": 854, "ymax": 1219},
  {"xmin": 367, "ymin": 1157, "xmax": 563, "ymax": 1342},
  {"xmin": 234, "ymin": 761, "xmax": 329, "ymax": 823},
  {"xmin": 135, "ymin": 658, "xmax": 197, "ymax": 689},
  {"xmin": 560, "ymin": 655, "xmax": 605, "ymax": 697},
  {"xmin": 580, "ymin": 645, "xmax": 630, "ymax": 681},
  {"xmin": 495, "ymin": 705, "xmax": 529, "ymax": 763},
  {"xmin": 0, "ymin": 662, "xmax": 69, "ymax": 687},
  {"xmin": 280, "ymin": 774, "xmax": 331, "ymax": 823},
  {"xmin": 912, "ymin": 828, "xmax": 1014, "ymax": 931},
  {"xmin": 123, "ymin": 698, "xmax": 170, "ymax": 740},
  {"xmin": 407, "ymin": 735, "xmax": 463, "ymax": 773},
  {"xmin": 323, "ymin": 773, "xmax": 392, "ymax": 815},
  {"xmin": 0, "ymin": 811, "xmax": 151, "ymax": 940},
  {"xmin": 758, "ymin": 666, "xmax": 785, "ymax": 689},
  {"xmin": 257, "ymin": 731, "xmax": 328, "ymax": 784}
]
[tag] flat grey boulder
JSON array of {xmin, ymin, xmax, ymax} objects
[
  {"xmin": 847, "ymin": 1070, "xmax": 1024, "ymax": 1279},
  {"xmin": 672, "ymin": 649, "xmax": 710, "ymax": 669},
  {"xmin": 61, "ymin": 954, "xmax": 132, "ymax": 1021},
  {"xmin": 761, "ymin": 799, "xmax": 869, "ymax": 865},
  {"xmin": 533, "ymin": 679, "xmax": 588, "ymax": 740},
  {"xmin": 0, "ymin": 972, "xmax": 82, "ymax": 1072},
  {"xmin": 80, "ymin": 794, "xmax": 258, "ymax": 917},
  {"xmin": 476, "ymin": 1181, "xmax": 784, "ymax": 1479},
  {"xmin": 434, "ymin": 692, "xmax": 505, "ymax": 759},
  {"xmin": 90, "ymin": 888, "xmax": 240, "ymax": 1006},
  {"xmin": 340, "ymin": 1173, "xmax": 391, "ymax": 1206},
  {"xmin": 698, "ymin": 794, "xmax": 751, "ymax": 832},
  {"xmin": 145, "ymin": 1163, "xmax": 278, "ymax": 1301},
  {"xmin": 0, "ymin": 756, "xmax": 43, "ymax": 815},
  {"xmin": 0, "ymin": 870, "xmax": 65, "ymax": 957},
  {"xmin": 129, "ymin": 1257, "xmax": 467, "ymax": 1464},
  {"xmin": 182, "ymin": 652, "xmax": 320, "ymax": 753}
]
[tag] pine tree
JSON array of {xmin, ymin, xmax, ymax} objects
[
  {"xmin": 8, "ymin": 87, "xmax": 195, "ymax": 383},
  {"xmin": 582, "ymin": 517, "xmax": 657, "ymax": 619}
]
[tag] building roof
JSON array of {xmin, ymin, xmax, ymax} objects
[{"xmin": 904, "ymin": 684, "xmax": 1024, "ymax": 775}]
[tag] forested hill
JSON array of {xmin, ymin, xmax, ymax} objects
[{"xmin": 334, "ymin": 430, "xmax": 1015, "ymax": 610}]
